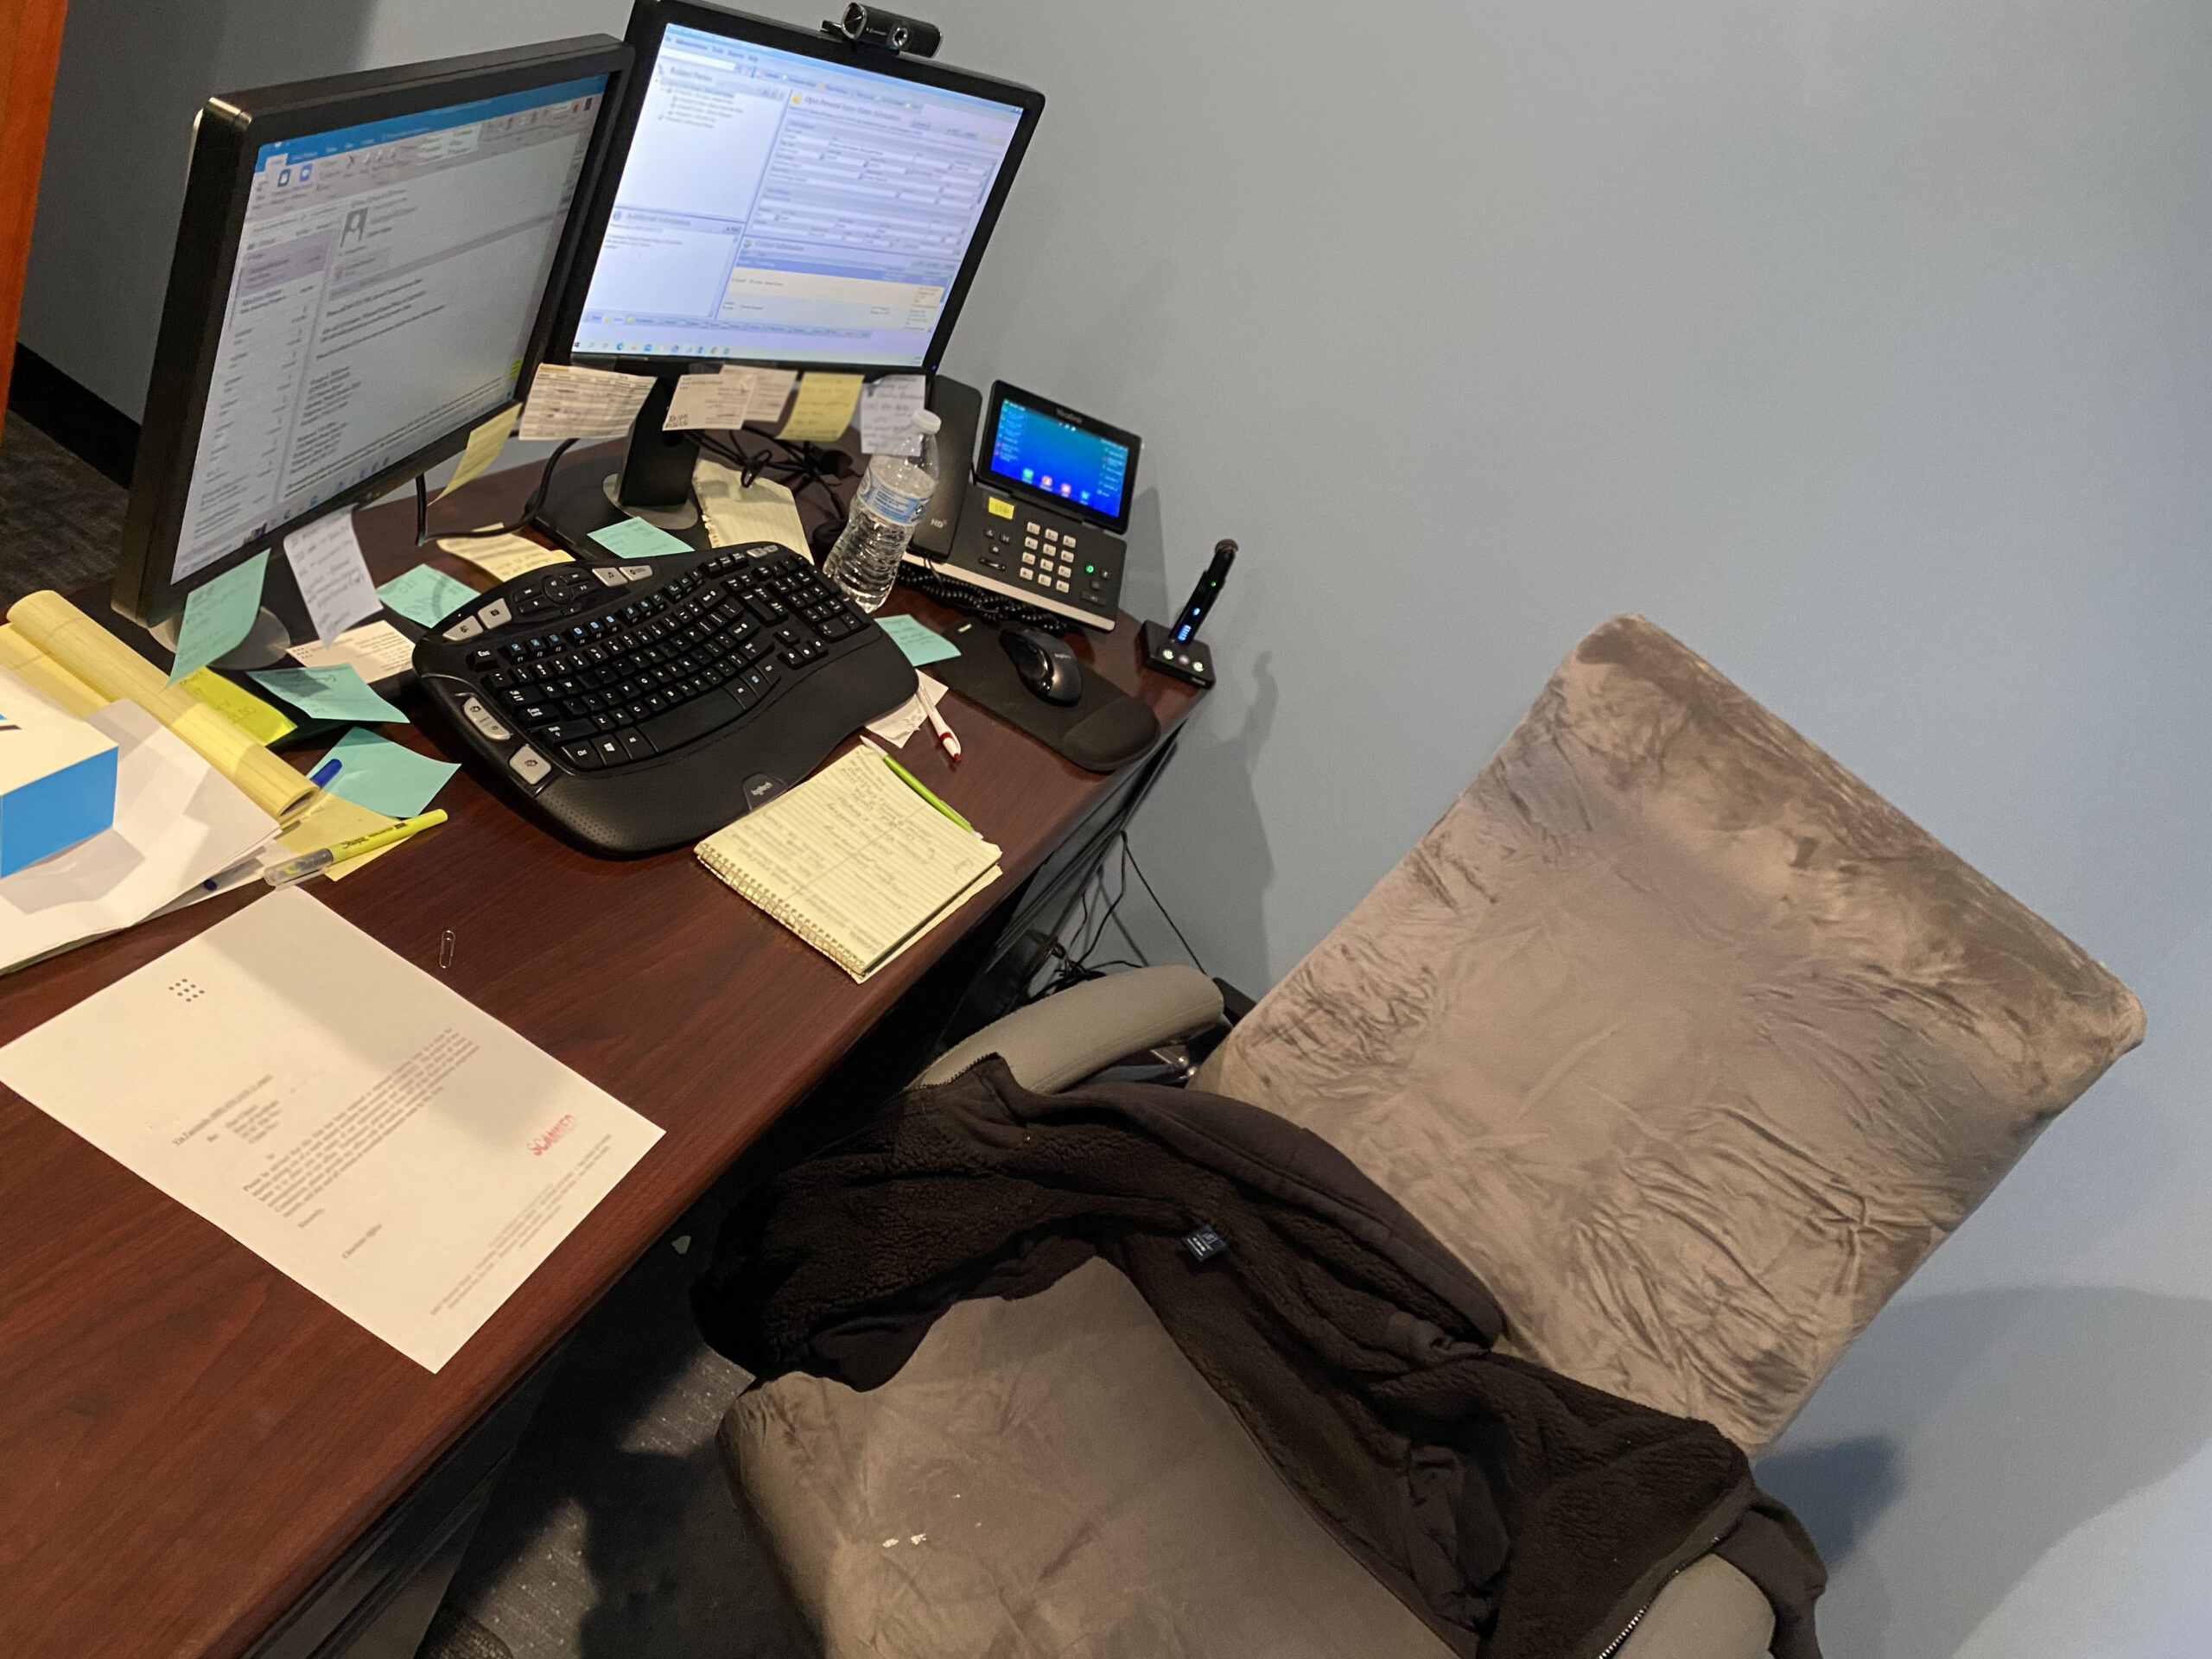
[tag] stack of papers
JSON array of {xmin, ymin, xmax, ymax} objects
[{"xmin": 0, "ymin": 688, "xmax": 278, "ymax": 972}]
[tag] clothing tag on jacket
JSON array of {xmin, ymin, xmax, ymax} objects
[{"xmin": 1182, "ymin": 1225, "xmax": 1227, "ymax": 1262}]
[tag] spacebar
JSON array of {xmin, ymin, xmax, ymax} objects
[{"xmin": 642, "ymin": 688, "xmax": 743, "ymax": 753}]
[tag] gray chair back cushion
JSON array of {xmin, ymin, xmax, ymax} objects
[{"xmin": 1198, "ymin": 614, "xmax": 2143, "ymax": 1452}]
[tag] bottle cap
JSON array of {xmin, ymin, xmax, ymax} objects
[{"xmin": 912, "ymin": 410, "xmax": 942, "ymax": 435}]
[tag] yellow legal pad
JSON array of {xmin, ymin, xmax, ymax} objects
[{"xmin": 696, "ymin": 747, "xmax": 999, "ymax": 982}]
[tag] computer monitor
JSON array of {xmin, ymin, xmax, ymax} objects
[
  {"xmin": 559, "ymin": 2, "xmax": 1044, "ymax": 376},
  {"xmin": 113, "ymin": 37, "xmax": 632, "ymax": 649}
]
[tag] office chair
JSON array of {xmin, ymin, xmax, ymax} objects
[{"xmin": 718, "ymin": 616, "xmax": 2144, "ymax": 1657}]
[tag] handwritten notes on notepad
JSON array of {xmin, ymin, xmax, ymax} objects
[
  {"xmin": 694, "ymin": 457, "xmax": 809, "ymax": 556},
  {"xmin": 696, "ymin": 747, "xmax": 999, "ymax": 982}
]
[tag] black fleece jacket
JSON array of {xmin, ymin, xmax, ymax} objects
[{"xmin": 696, "ymin": 1059, "xmax": 1824, "ymax": 1659}]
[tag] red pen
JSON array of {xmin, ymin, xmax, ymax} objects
[
  {"xmin": 926, "ymin": 697, "xmax": 962, "ymax": 763},
  {"xmin": 919, "ymin": 677, "xmax": 961, "ymax": 763}
]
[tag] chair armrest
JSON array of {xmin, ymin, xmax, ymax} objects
[
  {"xmin": 916, "ymin": 966, "xmax": 1224, "ymax": 1095},
  {"xmin": 1616, "ymin": 1554, "xmax": 1775, "ymax": 1659}
]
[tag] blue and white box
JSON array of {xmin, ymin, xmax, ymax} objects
[{"xmin": 0, "ymin": 668, "xmax": 119, "ymax": 876}]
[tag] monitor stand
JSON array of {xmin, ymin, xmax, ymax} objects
[
  {"xmin": 534, "ymin": 372, "xmax": 710, "ymax": 555},
  {"xmin": 146, "ymin": 606, "xmax": 297, "ymax": 671},
  {"xmin": 140, "ymin": 549, "xmax": 320, "ymax": 671}
]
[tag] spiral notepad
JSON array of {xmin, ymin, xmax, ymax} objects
[{"xmin": 696, "ymin": 747, "xmax": 1000, "ymax": 982}]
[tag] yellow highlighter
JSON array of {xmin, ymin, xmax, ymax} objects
[
  {"xmin": 261, "ymin": 810, "xmax": 448, "ymax": 887},
  {"xmin": 875, "ymin": 750, "xmax": 972, "ymax": 832}
]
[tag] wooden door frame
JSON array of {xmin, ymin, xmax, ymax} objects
[{"xmin": 0, "ymin": 0, "xmax": 70, "ymax": 417}]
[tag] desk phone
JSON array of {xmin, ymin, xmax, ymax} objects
[{"xmin": 906, "ymin": 379, "xmax": 1141, "ymax": 632}]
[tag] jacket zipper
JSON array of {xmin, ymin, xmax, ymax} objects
[
  {"xmin": 1586, "ymin": 1496, "xmax": 1750, "ymax": 1659},
  {"xmin": 1593, "ymin": 1601, "xmax": 1652, "ymax": 1659}
]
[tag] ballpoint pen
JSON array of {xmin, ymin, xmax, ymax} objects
[
  {"xmin": 923, "ymin": 691, "xmax": 961, "ymax": 764},
  {"xmin": 261, "ymin": 810, "xmax": 448, "ymax": 887}
]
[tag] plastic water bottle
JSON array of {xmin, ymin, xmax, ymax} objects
[{"xmin": 824, "ymin": 410, "xmax": 940, "ymax": 613}]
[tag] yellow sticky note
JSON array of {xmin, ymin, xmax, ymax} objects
[
  {"xmin": 181, "ymin": 666, "xmax": 296, "ymax": 745},
  {"xmin": 776, "ymin": 372, "xmax": 863, "ymax": 443},
  {"xmin": 987, "ymin": 496, "xmax": 1015, "ymax": 518},
  {"xmin": 435, "ymin": 404, "xmax": 519, "ymax": 501},
  {"xmin": 438, "ymin": 529, "xmax": 573, "ymax": 582}
]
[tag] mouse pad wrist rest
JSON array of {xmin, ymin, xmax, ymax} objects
[{"xmin": 926, "ymin": 620, "xmax": 1163, "ymax": 773}]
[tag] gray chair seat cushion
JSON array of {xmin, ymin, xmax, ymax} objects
[
  {"xmin": 724, "ymin": 1257, "xmax": 1456, "ymax": 1659},
  {"xmin": 1198, "ymin": 614, "xmax": 2144, "ymax": 1452},
  {"xmin": 726, "ymin": 1256, "xmax": 1777, "ymax": 1659}
]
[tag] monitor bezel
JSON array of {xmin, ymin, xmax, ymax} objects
[
  {"xmin": 976, "ymin": 379, "xmax": 1141, "ymax": 535},
  {"xmin": 550, "ymin": 0, "xmax": 1045, "ymax": 381},
  {"xmin": 114, "ymin": 36, "xmax": 633, "ymax": 629}
]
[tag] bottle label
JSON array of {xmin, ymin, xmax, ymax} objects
[{"xmin": 857, "ymin": 472, "xmax": 930, "ymax": 528}]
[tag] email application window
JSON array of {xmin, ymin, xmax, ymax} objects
[
  {"xmin": 573, "ymin": 26, "xmax": 1023, "ymax": 366},
  {"xmin": 173, "ymin": 80, "xmax": 606, "ymax": 582}
]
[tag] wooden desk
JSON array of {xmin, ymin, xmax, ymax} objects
[{"xmin": 0, "ymin": 459, "xmax": 1200, "ymax": 1659}]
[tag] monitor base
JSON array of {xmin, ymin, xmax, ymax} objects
[
  {"xmin": 148, "ymin": 604, "xmax": 297, "ymax": 671},
  {"xmin": 531, "ymin": 464, "xmax": 710, "ymax": 557},
  {"xmin": 601, "ymin": 473, "xmax": 699, "ymax": 531}
]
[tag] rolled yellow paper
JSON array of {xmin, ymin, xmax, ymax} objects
[
  {"xmin": 0, "ymin": 623, "xmax": 106, "ymax": 715},
  {"xmin": 5, "ymin": 590, "xmax": 317, "ymax": 823}
]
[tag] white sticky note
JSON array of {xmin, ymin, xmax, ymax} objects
[
  {"xmin": 860, "ymin": 375, "xmax": 928, "ymax": 456},
  {"xmin": 742, "ymin": 368, "xmax": 798, "ymax": 424},
  {"xmin": 517, "ymin": 364, "xmax": 653, "ymax": 441},
  {"xmin": 664, "ymin": 367, "xmax": 760, "ymax": 432},
  {"xmin": 291, "ymin": 620, "xmax": 416, "ymax": 683},
  {"xmin": 283, "ymin": 512, "xmax": 380, "ymax": 651}
]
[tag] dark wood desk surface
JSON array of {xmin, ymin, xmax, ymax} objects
[{"xmin": 0, "ymin": 458, "xmax": 1199, "ymax": 1659}]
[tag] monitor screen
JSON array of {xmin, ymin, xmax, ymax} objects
[
  {"xmin": 984, "ymin": 391, "xmax": 1135, "ymax": 528},
  {"xmin": 169, "ymin": 78, "xmax": 609, "ymax": 585},
  {"xmin": 570, "ymin": 23, "xmax": 1027, "ymax": 367}
]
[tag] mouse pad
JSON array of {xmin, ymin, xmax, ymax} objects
[{"xmin": 927, "ymin": 620, "xmax": 1161, "ymax": 773}]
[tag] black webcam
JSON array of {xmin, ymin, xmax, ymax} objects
[{"xmin": 824, "ymin": 5, "xmax": 941, "ymax": 56}]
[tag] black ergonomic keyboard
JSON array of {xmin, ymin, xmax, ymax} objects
[{"xmin": 412, "ymin": 543, "xmax": 917, "ymax": 855}]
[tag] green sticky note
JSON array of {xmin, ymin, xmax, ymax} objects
[
  {"xmin": 317, "ymin": 727, "xmax": 459, "ymax": 818},
  {"xmin": 376, "ymin": 563, "xmax": 480, "ymax": 628},
  {"xmin": 878, "ymin": 613, "xmax": 959, "ymax": 667},
  {"xmin": 246, "ymin": 664, "xmax": 407, "ymax": 723},
  {"xmin": 167, "ymin": 550, "xmax": 270, "ymax": 684},
  {"xmin": 588, "ymin": 517, "xmax": 692, "ymax": 559}
]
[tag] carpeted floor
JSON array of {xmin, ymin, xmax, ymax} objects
[
  {"xmin": 0, "ymin": 411, "xmax": 126, "ymax": 607},
  {"xmin": 425, "ymin": 1192, "xmax": 813, "ymax": 1659}
]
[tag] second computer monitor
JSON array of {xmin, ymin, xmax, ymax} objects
[
  {"xmin": 565, "ymin": 1, "xmax": 1044, "ymax": 372},
  {"xmin": 116, "ymin": 38, "xmax": 631, "ymax": 631}
]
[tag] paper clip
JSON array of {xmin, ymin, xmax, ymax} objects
[{"xmin": 439, "ymin": 929, "xmax": 455, "ymax": 971}]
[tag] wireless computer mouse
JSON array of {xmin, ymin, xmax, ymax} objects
[{"xmin": 1001, "ymin": 626, "xmax": 1083, "ymax": 705}]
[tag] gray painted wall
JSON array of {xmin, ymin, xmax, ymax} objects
[{"xmin": 21, "ymin": 0, "xmax": 2212, "ymax": 1651}]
